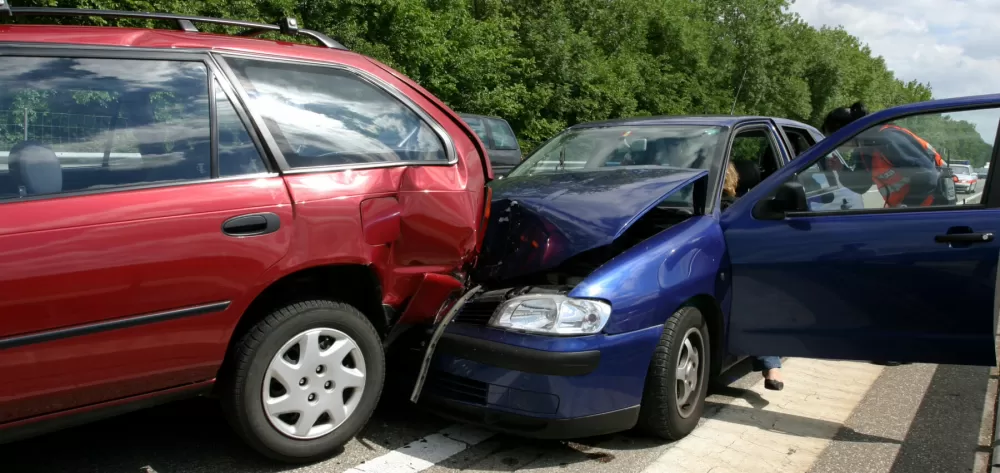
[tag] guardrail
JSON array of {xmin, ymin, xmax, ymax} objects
[{"xmin": 0, "ymin": 151, "xmax": 142, "ymax": 171}]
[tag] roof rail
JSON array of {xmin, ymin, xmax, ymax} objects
[{"xmin": 0, "ymin": 4, "xmax": 348, "ymax": 50}]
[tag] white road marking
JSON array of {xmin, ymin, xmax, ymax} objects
[
  {"xmin": 344, "ymin": 424, "xmax": 495, "ymax": 473},
  {"xmin": 641, "ymin": 358, "xmax": 883, "ymax": 473},
  {"xmin": 963, "ymin": 191, "xmax": 984, "ymax": 204}
]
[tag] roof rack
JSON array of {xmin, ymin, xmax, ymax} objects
[{"xmin": 0, "ymin": 3, "xmax": 347, "ymax": 50}]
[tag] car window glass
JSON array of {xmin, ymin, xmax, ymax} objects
[
  {"xmin": 0, "ymin": 57, "xmax": 210, "ymax": 201},
  {"xmin": 486, "ymin": 118, "xmax": 518, "ymax": 150},
  {"xmin": 795, "ymin": 107, "xmax": 999, "ymax": 211},
  {"xmin": 782, "ymin": 126, "xmax": 816, "ymax": 157},
  {"xmin": 215, "ymin": 79, "xmax": 267, "ymax": 177},
  {"xmin": 225, "ymin": 57, "xmax": 447, "ymax": 168},
  {"xmin": 462, "ymin": 116, "xmax": 491, "ymax": 146},
  {"xmin": 730, "ymin": 129, "xmax": 780, "ymax": 195}
]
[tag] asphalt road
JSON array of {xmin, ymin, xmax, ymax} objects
[{"xmin": 1, "ymin": 355, "xmax": 993, "ymax": 473}]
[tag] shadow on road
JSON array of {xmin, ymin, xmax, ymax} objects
[
  {"xmin": 0, "ymin": 392, "xmax": 453, "ymax": 473},
  {"xmin": 886, "ymin": 363, "xmax": 991, "ymax": 473}
]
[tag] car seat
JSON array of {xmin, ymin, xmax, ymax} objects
[
  {"xmin": 9, "ymin": 140, "xmax": 62, "ymax": 197},
  {"xmin": 733, "ymin": 159, "xmax": 761, "ymax": 197}
]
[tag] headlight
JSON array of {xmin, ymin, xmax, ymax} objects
[{"xmin": 489, "ymin": 295, "xmax": 612, "ymax": 335}]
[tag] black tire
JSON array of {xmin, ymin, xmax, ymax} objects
[
  {"xmin": 220, "ymin": 300, "xmax": 385, "ymax": 463},
  {"xmin": 636, "ymin": 306, "xmax": 710, "ymax": 440}
]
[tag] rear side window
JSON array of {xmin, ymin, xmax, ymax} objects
[
  {"xmin": 486, "ymin": 118, "xmax": 518, "ymax": 150},
  {"xmin": 225, "ymin": 57, "xmax": 448, "ymax": 168},
  {"xmin": 782, "ymin": 126, "xmax": 816, "ymax": 157},
  {"xmin": 0, "ymin": 56, "xmax": 215, "ymax": 201},
  {"xmin": 214, "ymin": 79, "xmax": 267, "ymax": 177}
]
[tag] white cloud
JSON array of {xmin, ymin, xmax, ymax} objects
[{"xmin": 788, "ymin": 0, "xmax": 1000, "ymax": 143}]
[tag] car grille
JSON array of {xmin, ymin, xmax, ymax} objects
[
  {"xmin": 452, "ymin": 293, "xmax": 504, "ymax": 325},
  {"xmin": 425, "ymin": 370, "xmax": 489, "ymax": 405}
]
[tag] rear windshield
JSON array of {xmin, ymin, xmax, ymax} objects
[
  {"xmin": 486, "ymin": 118, "xmax": 518, "ymax": 150},
  {"xmin": 951, "ymin": 165, "xmax": 972, "ymax": 175}
]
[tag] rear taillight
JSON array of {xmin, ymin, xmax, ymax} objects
[{"xmin": 953, "ymin": 176, "xmax": 960, "ymax": 183}]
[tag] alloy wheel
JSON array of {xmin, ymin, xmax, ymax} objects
[{"xmin": 674, "ymin": 327, "xmax": 703, "ymax": 419}]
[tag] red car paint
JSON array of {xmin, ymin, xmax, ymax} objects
[{"xmin": 0, "ymin": 24, "xmax": 490, "ymax": 431}]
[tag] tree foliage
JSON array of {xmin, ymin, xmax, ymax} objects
[{"xmin": 4, "ymin": 0, "xmax": 993, "ymax": 165}]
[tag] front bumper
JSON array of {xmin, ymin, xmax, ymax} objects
[{"xmin": 419, "ymin": 323, "xmax": 663, "ymax": 439}]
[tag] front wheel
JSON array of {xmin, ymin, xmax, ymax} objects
[
  {"xmin": 220, "ymin": 300, "xmax": 385, "ymax": 463},
  {"xmin": 636, "ymin": 306, "xmax": 710, "ymax": 440}
]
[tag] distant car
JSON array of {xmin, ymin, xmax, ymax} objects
[
  {"xmin": 950, "ymin": 164, "xmax": 980, "ymax": 193},
  {"xmin": 458, "ymin": 113, "xmax": 523, "ymax": 176},
  {"xmin": 978, "ymin": 166, "xmax": 990, "ymax": 179}
]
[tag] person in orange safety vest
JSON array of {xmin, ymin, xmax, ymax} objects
[{"xmin": 822, "ymin": 101, "xmax": 955, "ymax": 208}]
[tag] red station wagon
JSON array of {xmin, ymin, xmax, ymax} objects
[{"xmin": 0, "ymin": 6, "xmax": 491, "ymax": 463}]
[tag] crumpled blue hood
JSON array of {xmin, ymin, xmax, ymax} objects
[{"xmin": 475, "ymin": 167, "xmax": 708, "ymax": 282}]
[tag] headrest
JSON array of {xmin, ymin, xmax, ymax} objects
[
  {"xmin": 9, "ymin": 141, "xmax": 62, "ymax": 197},
  {"xmin": 732, "ymin": 159, "xmax": 761, "ymax": 195}
]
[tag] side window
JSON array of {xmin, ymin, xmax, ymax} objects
[
  {"xmin": 461, "ymin": 116, "xmax": 492, "ymax": 147},
  {"xmin": 782, "ymin": 126, "xmax": 816, "ymax": 157},
  {"xmin": 729, "ymin": 128, "xmax": 781, "ymax": 196},
  {"xmin": 486, "ymin": 118, "xmax": 519, "ymax": 151},
  {"xmin": 0, "ymin": 57, "xmax": 210, "ymax": 201},
  {"xmin": 796, "ymin": 107, "xmax": 999, "ymax": 211},
  {"xmin": 215, "ymin": 80, "xmax": 267, "ymax": 177},
  {"xmin": 225, "ymin": 57, "xmax": 448, "ymax": 168}
]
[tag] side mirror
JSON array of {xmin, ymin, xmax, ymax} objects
[{"xmin": 755, "ymin": 179, "xmax": 808, "ymax": 219}]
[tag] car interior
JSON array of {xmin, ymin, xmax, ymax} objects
[{"xmin": 729, "ymin": 129, "xmax": 781, "ymax": 197}]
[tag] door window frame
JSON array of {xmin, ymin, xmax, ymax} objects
[
  {"xmin": 745, "ymin": 103, "xmax": 1000, "ymax": 218},
  {"xmin": 214, "ymin": 52, "xmax": 458, "ymax": 174},
  {"xmin": 0, "ymin": 44, "xmax": 274, "ymax": 205},
  {"xmin": 718, "ymin": 121, "xmax": 790, "ymax": 206}
]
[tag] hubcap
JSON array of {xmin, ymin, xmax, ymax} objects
[
  {"xmin": 674, "ymin": 327, "xmax": 703, "ymax": 419},
  {"xmin": 262, "ymin": 328, "xmax": 367, "ymax": 440}
]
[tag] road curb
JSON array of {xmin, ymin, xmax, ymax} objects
[{"xmin": 993, "ymin": 371, "xmax": 1000, "ymax": 473}]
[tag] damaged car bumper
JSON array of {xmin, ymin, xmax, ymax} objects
[{"xmin": 414, "ymin": 287, "xmax": 662, "ymax": 439}]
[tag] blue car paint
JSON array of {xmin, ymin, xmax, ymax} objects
[
  {"xmin": 722, "ymin": 194, "xmax": 999, "ymax": 366},
  {"xmin": 426, "ymin": 100, "xmax": 1000, "ymax": 436},
  {"xmin": 476, "ymin": 167, "xmax": 707, "ymax": 282},
  {"xmin": 570, "ymin": 214, "xmax": 726, "ymax": 334},
  {"xmin": 716, "ymin": 94, "xmax": 1000, "ymax": 366},
  {"xmin": 434, "ymin": 323, "xmax": 663, "ymax": 418}
]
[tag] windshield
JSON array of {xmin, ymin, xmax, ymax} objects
[
  {"xmin": 508, "ymin": 125, "xmax": 728, "ymax": 193},
  {"xmin": 951, "ymin": 165, "xmax": 972, "ymax": 175}
]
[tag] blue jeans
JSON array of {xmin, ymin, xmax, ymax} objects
[{"xmin": 752, "ymin": 356, "xmax": 781, "ymax": 372}]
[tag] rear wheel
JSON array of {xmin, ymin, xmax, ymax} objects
[
  {"xmin": 220, "ymin": 300, "xmax": 384, "ymax": 463},
  {"xmin": 636, "ymin": 306, "xmax": 710, "ymax": 440}
]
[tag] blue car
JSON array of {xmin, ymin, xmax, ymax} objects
[{"xmin": 413, "ymin": 98, "xmax": 1000, "ymax": 442}]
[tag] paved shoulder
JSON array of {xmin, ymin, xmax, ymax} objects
[{"xmin": 643, "ymin": 359, "xmax": 883, "ymax": 473}]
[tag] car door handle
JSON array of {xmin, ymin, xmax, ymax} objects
[
  {"xmin": 222, "ymin": 213, "xmax": 280, "ymax": 237},
  {"xmin": 934, "ymin": 232, "xmax": 994, "ymax": 244}
]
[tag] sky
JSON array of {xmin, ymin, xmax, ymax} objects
[{"xmin": 787, "ymin": 0, "xmax": 1000, "ymax": 144}]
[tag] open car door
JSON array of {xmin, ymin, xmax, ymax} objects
[{"xmin": 720, "ymin": 95, "xmax": 1000, "ymax": 366}]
